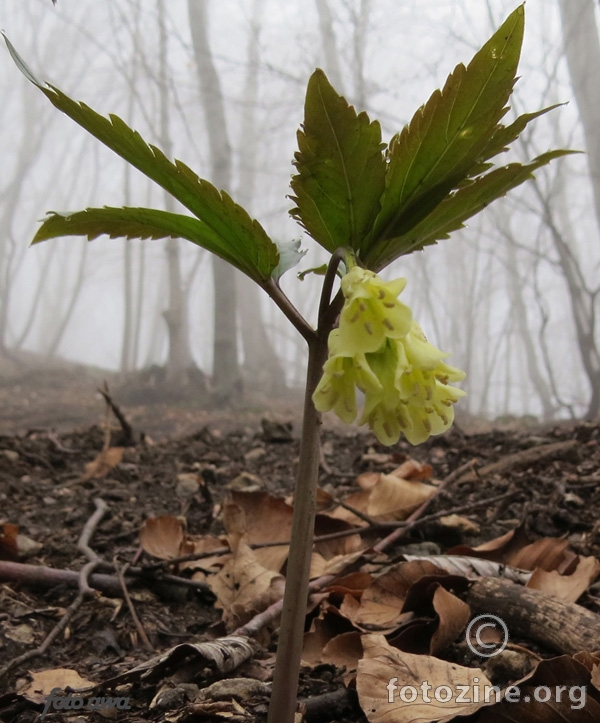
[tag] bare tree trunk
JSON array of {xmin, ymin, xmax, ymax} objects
[
  {"xmin": 558, "ymin": 0, "xmax": 600, "ymax": 238},
  {"xmin": 351, "ymin": 0, "xmax": 370, "ymax": 107},
  {"xmin": 0, "ymin": 91, "xmax": 45, "ymax": 353},
  {"xmin": 557, "ymin": 0, "xmax": 600, "ymax": 418},
  {"xmin": 236, "ymin": 0, "xmax": 286, "ymax": 394},
  {"xmin": 158, "ymin": 0, "xmax": 193, "ymax": 379},
  {"xmin": 315, "ymin": 0, "xmax": 345, "ymax": 93},
  {"xmin": 44, "ymin": 242, "xmax": 89, "ymax": 358},
  {"xmin": 497, "ymin": 213, "xmax": 555, "ymax": 420},
  {"xmin": 188, "ymin": 0, "xmax": 241, "ymax": 402}
]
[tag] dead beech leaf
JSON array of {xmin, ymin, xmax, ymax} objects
[
  {"xmin": 325, "ymin": 571, "xmax": 373, "ymax": 596},
  {"xmin": 314, "ymin": 515, "xmax": 364, "ymax": 559},
  {"xmin": 357, "ymin": 634, "xmax": 495, "ymax": 723},
  {"xmin": 429, "ymin": 585, "xmax": 471, "ymax": 655},
  {"xmin": 139, "ymin": 516, "xmax": 185, "ymax": 560},
  {"xmin": 478, "ymin": 654, "xmax": 600, "ymax": 722},
  {"xmin": 322, "ymin": 631, "xmax": 362, "ymax": 684},
  {"xmin": 0, "ymin": 523, "xmax": 19, "ymax": 561},
  {"xmin": 179, "ymin": 534, "xmax": 227, "ymax": 575},
  {"xmin": 509, "ymin": 537, "xmax": 571, "ymax": 572},
  {"xmin": 23, "ymin": 668, "xmax": 95, "ymax": 704},
  {"xmin": 310, "ymin": 550, "xmax": 364, "ymax": 580},
  {"xmin": 366, "ymin": 474, "xmax": 436, "ymax": 520},
  {"xmin": 302, "ymin": 611, "xmax": 351, "ymax": 666},
  {"xmin": 81, "ymin": 446, "xmax": 124, "ymax": 481},
  {"xmin": 356, "ymin": 471, "xmax": 381, "ymax": 490},
  {"xmin": 340, "ymin": 561, "xmax": 438, "ymax": 632},
  {"xmin": 439, "ymin": 514, "xmax": 480, "ymax": 534},
  {"xmin": 209, "ymin": 541, "xmax": 284, "ymax": 630},
  {"xmin": 447, "ymin": 524, "xmax": 530, "ymax": 562},
  {"xmin": 527, "ymin": 555, "xmax": 600, "ymax": 602},
  {"xmin": 228, "ymin": 491, "xmax": 293, "ymax": 572},
  {"xmin": 334, "ymin": 474, "xmax": 436, "ymax": 524},
  {"xmin": 389, "ymin": 459, "xmax": 434, "ymax": 481}
]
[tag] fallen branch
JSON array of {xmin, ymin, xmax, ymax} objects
[
  {"xmin": 455, "ymin": 440, "xmax": 578, "ymax": 484},
  {"xmin": 0, "ymin": 499, "xmax": 109, "ymax": 680},
  {"xmin": 0, "ymin": 560, "xmax": 213, "ymax": 598},
  {"xmin": 466, "ymin": 576, "xmax": 600, "ymax": 655}
]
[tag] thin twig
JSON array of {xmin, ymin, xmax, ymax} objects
[
  {"xmin": 115, "ymin": 561, "xmax": 154, "ymax": 652},
  {"xmin": 77, "ymin": 498, "xmax": 109, "ymax": 561},
  {"xmin": 0, "ymin": 499, "xmax": 110, "ymax": 680},
  {"xmin": 98, "ymin": 384, "xmax": 135, "ymax": 446}
]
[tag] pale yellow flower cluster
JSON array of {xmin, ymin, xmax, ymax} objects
[{"xmin": 312, "ymin": 267, "xmax": 465, "ymax": 445}]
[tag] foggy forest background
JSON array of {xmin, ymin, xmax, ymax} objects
[{"xmin": 1, "ymin": 0, "xmax": 599, "ymax": 423}]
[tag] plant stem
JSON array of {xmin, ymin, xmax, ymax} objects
[
  {"xmin": 264, "ymin": 278, "xmax": 316, "ymax": 343},
  {"xmin": 266, "ymin": 333, "xmax": 328, "ymax": 723}
]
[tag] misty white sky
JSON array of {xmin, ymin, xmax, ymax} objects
[{"xmin": 0, "ymin": 0, "xmax": 596, "ymax": 419}]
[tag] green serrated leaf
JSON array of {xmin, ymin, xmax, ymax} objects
[
  {"xmin": 367, "ymin": 150, "xmax": 575, "ymax": 270},
  {"xmin": 290, "ymin": 69, "xmax": 386, "ymax": 254},
  {"xmin": 368, "ymin": 5, "xmax": 525, "ymax": 253},
  {"xmin": 4, "ymin": 34, "xmax": 278, "ymax": 285},
  {"xmin": 30, "ymin": 207, "xmax": 276, "ymax": 278}
]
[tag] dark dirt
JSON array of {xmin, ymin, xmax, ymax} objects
[{"xmin": 0, "ymin": 365, "xmax": 599, "ymax": 722}]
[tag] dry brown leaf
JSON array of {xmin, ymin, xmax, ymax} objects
[
  {"xmin": 447, "ymin": 525, "xmax": 530, "ymax": 563},
  {"xmin": 527, "ymin": 555, "xmax": 600, "ymax": 602},
  {"xmin": 357, "ymin": 634, "xmax": 495, "ymax": 723},
  {"xmin": 439, "ymin": 514, "xmax": 480, "ymax": 534},
  {"xmin": 310, "ymin": 550, "xmax": 365, "ymax": 580},
  {"xmin": 330, "ymin": 470, "xmax": 435, "ymax": 525},
  {"xmin": 389, "ymin": 459, "xmax": 434, "ymax": 481},
  {"xmin": 314, "ymin": 515, "xmax": 364, "ymax": 559},
  {"xmin": 302, "ymin": 608, "xmax": 355, "ymax": 666},
  {"xmin": 139, "ymin": 516, "xmax": 185, "ymax": 560},
  {"xmin": 339, "ymin": 561, "xmax": 439, "ymax": 632},
  {"xmin": 429, "ymin": 585, "xmax": 471, "ymax": 655},
  {"xmin": 356, "ymin": 471, "xmax": 381, "ymax": 490},
  {"xmin": 322, "ymin": 631, "xmax": 362, "ymax": 684},
  {"xmin": 477, "ymin": 654, "xmax": 600, "ymax": 722},
  {"xmin": 81, "ymin": 446, "xmax": 124, "ymax": 481},
  {"xmin": 180, "ymin": 534, "xmax": 228, "ymax": 575},
  {"xmin": 509, "ymin": 537, "xmax": 571, "ymax": 571},
  {"xmin": 22, "ymin": 668, "xmax": 95, "ymax": 705},
  {"xmin": 328, "ymin": 489, "xmax": 372, "ymax": 525},
  {"xmin": 209, "ymin": 540, "xmax": 284, "ymax": 630},
  {"xmin": 227, "ymin": 491, "xmax": 293, "ymax": 572},
  {"xmin": 366, "ymin": 474, "xmax": 436, "ymax": 520},
  {"xmin": 325, "ymin": 572, "xmax": 373, "ymax": 596}
]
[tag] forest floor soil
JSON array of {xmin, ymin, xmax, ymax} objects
[{"xmin": 0, "ymin": 363, "xmax": 599, "ymax": 722}]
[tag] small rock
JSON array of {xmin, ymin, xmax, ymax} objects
[
  {"xmin": 176, "ymin": 472, "xmax": 201, "ymax": 497},
  {"xmin": 244, "ymin": 447, "xmax": 266, "ymax": 462},
  {"xmin": 1, "ymin": 450, "xmax": 19, "ymax": 463},
  {"xmin": 226, "ymin": 472, "xmax": 262, "ymax": 491},
  {"xmin": 563, "ymin": 491, "xmax": 585, "ymax": 507},
  {"xmin": 16, "ymin": 534, "xmax": 42, "ymax": 559},
  {"xmin": 261, "ymin": 418, "xmax": 293, "ymax": 442}
]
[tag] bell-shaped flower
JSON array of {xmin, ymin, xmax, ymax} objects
[
  {"xmin": 313, "ymin": 269, "xmax": 466, "ymax": 446},
  {"xmin": 337, "ymin": 266, "xmax": 412, "ymax": 355},
  {"xmin": 312, "ymin": 329, "xmax": 382, "ymax": 424}
]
